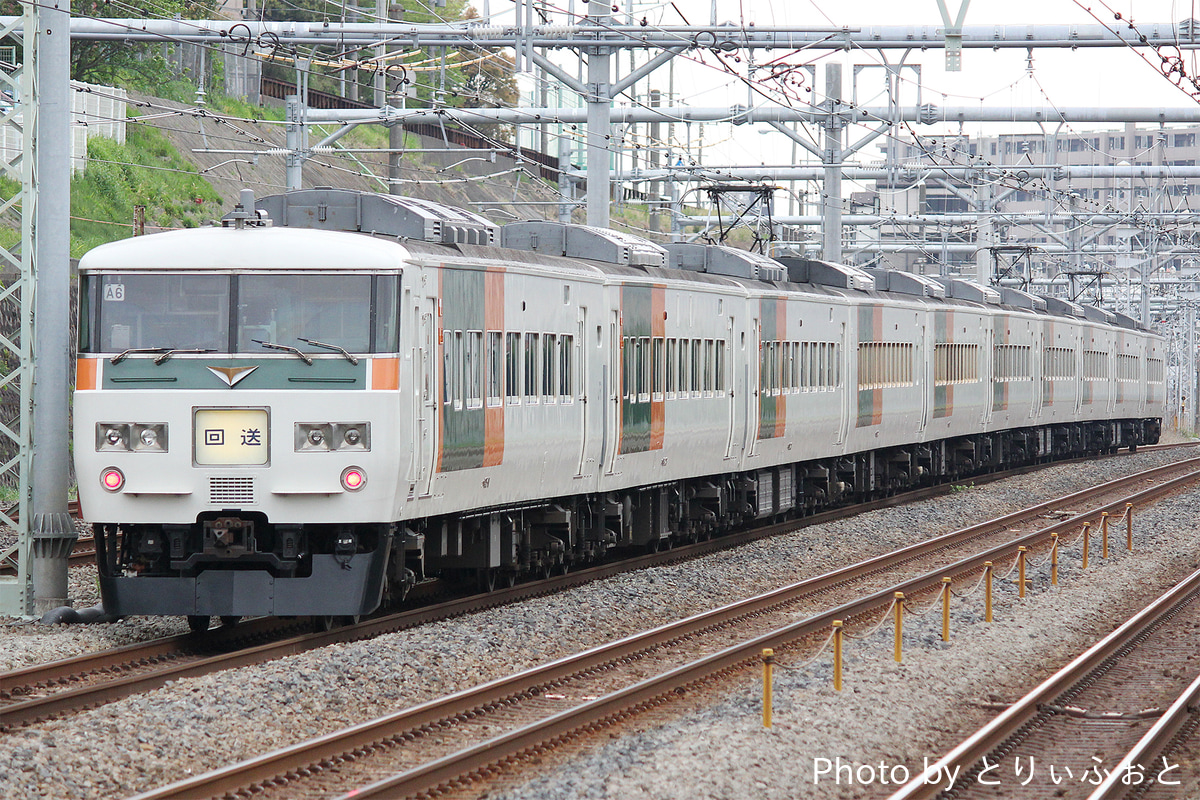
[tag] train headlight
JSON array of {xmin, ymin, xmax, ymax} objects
[
  {"xmin": 295, "ymin": 423, "xmax": 370, "ymax": 452},
  {"xmin": 295, "ymin": 423, "xmax": 333, "ymax": 451},
  {"xmin": 97, "ymin": 424, "xmax": 129, "ymax": 452},
  {"xmin": 96, "ymin": 423, "xmax": 168, "ymax": 453},
  {"xmin": 334, "ymin": 423, "xmax": 370, "ymax": 451},
  {"xmin": 100, "ymin": 467, "xmax": 125, "ymax": 492},
  {"xmin": 133, "ymin": 424, "xmax": 168, "ymax": 452},
  {"xmin": 341, "ymin": 467, "xmax": 366, "ymax": 491}
]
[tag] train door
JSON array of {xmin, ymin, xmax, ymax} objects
[
  {"xmin": 575, "ymin": 307, "xmax": 589, "ymax": 478},
  {"xmin": 1074, "ymin": 344, "xmax": 1084, "ymax": 416},
  {"xmin": 836, "ymin": 320, "xmax": 850, "ymax": 446},
  {"xmin": 1032, "ymin": 328, "xmax": 1044, "ymax": 419},
  {"xmin": 724, "ymin": 316, "xmax": 737, "ymax": 460},
  {"xmin": 982, "ymin": 322, "xmax": 995, "ymax": 425},
  {"xmin": 416, "ymin": 298, "xmax": 438, "ymax": 497},
  {"xmin": 916, "ymin": 323, "xmax": 926, "ymax": 438},
  {"xmin": 746, "ymin": 318, "xmax": 760, "ymax": 458},
  {"xmin": 603, "ymin": 309, "xmax": 621, "ymax": 475}
]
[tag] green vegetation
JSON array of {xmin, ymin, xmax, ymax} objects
[{"xmin": 70, "ymin": 122, "xmax": 221, "ymax": 258}]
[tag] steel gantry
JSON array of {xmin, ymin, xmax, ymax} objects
[
  {"xmin": 3, "ymin": 11, "xmax": 1200, "ymax": 617},
  {"xmin": 0, "ymin": 0, "xmax": 76, "ymax": 618}
]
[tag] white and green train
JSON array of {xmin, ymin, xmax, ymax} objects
[{"xmin": 73, "ymin": 188, "xmax": 1164, "ymax": 629}]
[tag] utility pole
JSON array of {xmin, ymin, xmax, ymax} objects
[
  {"xmin": 374, "ymin": 0, "xmax": 388, "ymax": 108},
  {"xmin": 649, "ymin": 88, "xmax": 661, "ymax": 234},
  {"xmin": 822, "ymin": 64, "xmax": 844, "ymax": 263},
  {"xmin": 387, "ymin": 3, "xmax": 402, "ymax": 195},
  {"xmin": 286, "ymin": 93, "xmax": 307, "ymax": 191},
  {"xmin": 31, "ymin": 0, "xmax": 76, "ymax": 614},
  {"xmin": 584, "ymin": 0, "xmax": 612, "ymax": 229}
]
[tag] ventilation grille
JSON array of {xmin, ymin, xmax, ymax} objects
[{"xmin": 209, "ymin": 477, "xmax": 255, "ymax": 506}]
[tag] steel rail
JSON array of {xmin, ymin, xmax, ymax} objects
[
  {"xmin": 339, "ymin": 466, "xmax": 1200, "ymax": 800},
  {"xmin": 1087, "ymin": 672, "xmax": 1200, "ymax": 800},
  {"xmin": 3, "ymin": 449, "xmax": 1192, "ymax": 730},
  {"xmin": 127, "ymin": 461, "xmax": 1200, "ymax": 800},
  {"xmin": 888, "ymin": 570, "xmax": 1200, "ymax": 800},
  {"xmin": 0, "ymin": 449, "xmax": 1104, "ymax": 719}
]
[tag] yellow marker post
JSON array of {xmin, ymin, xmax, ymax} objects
[
  {"xmin": 1081, "ymin": 522, "xmax": 1090, "ymax": 569},
  {"xmin": 941, "ymin": 577, "xmax": 952, "ymax": 642},
  {"xmin": 1101, "ymin": 512, "xmax": 1110, "ymax": 559},
  {"xmin": 762, "ymin": 648, "xmax": 774, "ymax": 728},
  {"xmin": 984, "ymin": 561, "xmax": 994, "ymax": 622},
  {"xmin": 1050, "ymin": 533, "xmax": 1059, "ymax": 586},
  {"xmin": 1126, "ymin": 503, "xmax": 1134, "ymax": 552},
  {"xmin": 832, "ymin": 621, "xmax": 844, "ymax": 691},
  {"xmin": 893, "ymin": 592, "xmax": 905, "ymax": 663},
  {"xmin": 1017, "ymin": 546, "xmax": 1027, "ymax": 598}
]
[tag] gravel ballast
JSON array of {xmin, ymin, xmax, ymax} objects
[{"xmin": 2, "ymin": 444, "xmax": 1199, "ymax": 799}]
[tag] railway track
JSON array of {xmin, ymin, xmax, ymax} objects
[
  {"xmin": 889, "ymin": 561, "xmax": 1200, "ymax": 800},
  {"xmin": 4, "ymin": 450, "xmax": 1190, "ymax": 733},
  {"xmin": 118, "ymin": 457, "xmax": 1200, "ymax": 799}
]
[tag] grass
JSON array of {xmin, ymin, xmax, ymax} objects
[{"xmin": 69, "ymin": 123, "xmax": 223, "ymax": 257}]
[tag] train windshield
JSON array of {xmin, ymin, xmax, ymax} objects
[
  {"xmin": 80, "ymin": 273, "xmax": 401, "ymax": 355},
  {"xmin": 237, "ymin": 274, "xmax": 373, "ymax": 353},
  {"xmin": 86, "ymin": 274, "xmax": 231, "ymax": 352}
]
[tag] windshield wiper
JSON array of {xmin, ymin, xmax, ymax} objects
[
  {"xmin": 111, "ymin": 347, "xmax": 167, "ymax": 365},
  {"xmin": 298, "ymin": 337, "xmax": 359, "ymax": 365},
  {"xmin": 252, "ymin": 339, "xmax": 314, "ymax": 365},
  {"xmin": 153, "ymin": 348, "xmax": 215, "ymax": 365}
]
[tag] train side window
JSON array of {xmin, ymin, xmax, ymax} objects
[
  {"xmin": 373, "ymin": 275, "xmax": 401, "ymax": 353},
  {"xmin": 486, "ymin": 331, "xmax": 502, "ymax": 407},
  {"xmin": 715, "ymin": 340, "xmax": 726, "ymax": 393},
  {"xmin": 465, "ymin": 331, "xmax": 483, "ymax": 408},
  {"xmin": 758, "ymin": 339, "xmax": 767, "ymax": 395},
  {"xmin": 628, "ymin": 337, "xmax": 639, "ymax": 400},
  {"xmin": 559, "ymin": 334, "xmax": 573, "ymax": 401},
  {"xmin": 442, "ymin": 330, "xmax": 453, "ymax": 406},
  {"xmin": 453, "ymin": 331, "xmax": 466, "ymax": 410},
  {"xmin": 636, "ymin": 337, "xmax": 650, "ymax": 402},
  {"xmin": 506, "ymin": 332, "xmax": 521, "ymax": 404},
  {"xmin": 666, "ymin": 338, "xmax": 677, "ymax": 397},
  {"xmin": 704, "ymin": 339, "xmax": 714, "ymax": 395},
  {"xmin": 652, "ymin": 337, "xmax": 664, "ymax": 401},
  {"xmin": 525, "ymin": 332, "xmax": 540, "ymax": 404},
  {"xmin": 691, "ymin": 338, "xmax": 701, "ymax": 395},
  {"xmin": 623, "ymin": 337, "xmax": 633, "ymax": 400},
  {"xmin": 543, "ymin": 334, "xmax": 557, "ymax": 404},
  {"xmin": 678, "ymin": 339, "xmax": 689, "ymax": 397}
]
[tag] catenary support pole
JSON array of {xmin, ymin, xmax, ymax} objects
[
  {"xmin": 584, "ymin": 0, "xmax": 611, "ymax": 228},
  {"xmin": 31, "ymin": 0, "xmax": 77, "ymax": 615},
  {"xmin": 821, "ymin": 63, "xmax": 843, "ymax": 263}
]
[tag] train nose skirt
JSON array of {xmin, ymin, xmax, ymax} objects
[{"xmin": 98, "ymin": 546, "xmax": 390, "ymax": 617}]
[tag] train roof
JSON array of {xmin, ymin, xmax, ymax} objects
[
  {"xmin": 84, "ymin": 188, "xmax": 1150, "ymax": 334},
  {"xmin": 78, "ymin": 225, "xmax": 411, "ymax": 272}
]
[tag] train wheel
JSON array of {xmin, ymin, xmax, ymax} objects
[
  {"xmin": 337, "ymin": 616, "xmax": 361, "ymax": 627},
  {"xmin": 220, "ymin": 616, "xmax": 240, "ymax": 628},
  {"xmin": 187, "ymin": 615, "xmax": 211, "ymax": 633},
  {"xmin": 477, "ymin": 568, "xmax": 498, "ymax": 593},
  {"xmin": 312, "ymin": 616, "xmax": 336, "ymax": 633}
]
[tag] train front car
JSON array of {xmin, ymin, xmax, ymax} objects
[{"xmin": 74, "ymin": 198, "xmax": 409, "ymax": 628}]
